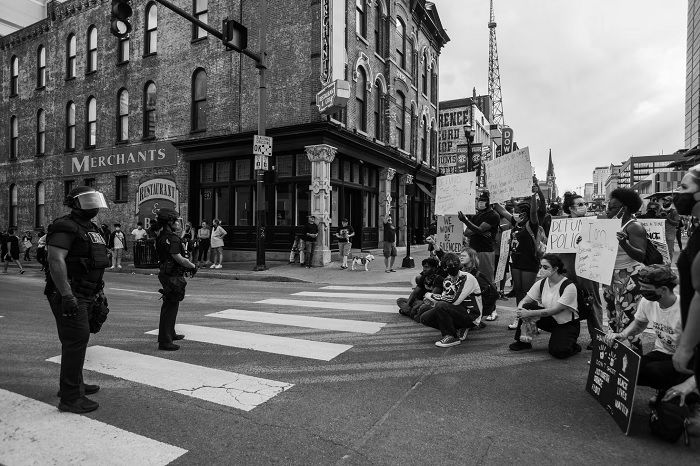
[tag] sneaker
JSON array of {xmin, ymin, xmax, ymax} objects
[
  {"xmin": 117, "ymin": 265, "xmax": 122, "ymax": 269},
  {"xmin": 109, "ymin": 266, "xmax": 115, "ymax": 270},
  {"xmin": 390, "ymin": 268, "xmax": 397, "ymax": 272},
  {"xmin": 58, "ymin": 396, "xmax": 99, "ymax": 414},
  {"xmin": 215, "ymin": 264, "xmax": 222, "ymax": 269},
  {"xmin": 485, "ymin": 312, "xmax": 498, "ymax": 321},
  {"xmin": 19, "ymin": 270, "xmax": 25, "ymax": 274},
  {"xmin": 457, "ymin": 328, "xmax": 469, "ymax": 341},
  {"xmin": 386, "ymin": 270, "xmax": 391, "ymax": 273},
  {"xmin": 505, "ymin": 290, "xmax": 516, "ymax": 298},
  {"xmin": 498, "ymin": 292, "xmax": 508, "ymax": 301},
  {"xmin": 435, "ymin": 335, "xmax": 461, "ymax": 347},
  {"xmin": 509, "ymin": 341, "xmax": 532, "ymax": 351},
  {"xmin": 209, "ymin": 264, "xmax": 216, "ymax": 269},
  {"xmin": 507, "ymin": 319, "xmax": 519, "ymax": 330}
]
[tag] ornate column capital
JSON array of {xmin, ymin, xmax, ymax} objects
[
  {"xmin": 400, "ymin": 174, "xmax": 414, "ymax": 185},
  {"xmin": 379, "ymin": 167, "xmax": 396, "ymax": 181},
  {"xmin": 305, "ymin": 144, "xmax": 338, "ymax": 163}
]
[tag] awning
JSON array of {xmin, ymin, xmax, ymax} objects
[{"xmin": 416, "ymin": 183, "xmax": 434, "ymax": 198}]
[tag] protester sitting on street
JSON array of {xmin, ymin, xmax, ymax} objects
[
  {"xmin": 418, "ymin": 252, "xmax": 482, "ymax": 347},
  {"xmin": 604, "ymin": 265, "xmax": 687, "ymax": 393},
  {"xmin": 397, "ymin": 257, "xmax": 444, "ymax": 319},
  {"xmin": 458, "ymin": 246, "xmax": 498, "ymax": 329},
  {"xmin": 509, "ymin": 254, "xmax": 581, "ymax": 358}
]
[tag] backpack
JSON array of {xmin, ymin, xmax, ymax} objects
[
  {"xmin": 526, "ymin": 222, "xmax": 548, "ymax": 259},
  {"xmin": 649, "ymin": 397, "xmax": 692, "ymax": 445},
  {"xmin": 538, "ymin": 278, "xmax": 592, "ymax": 321}
]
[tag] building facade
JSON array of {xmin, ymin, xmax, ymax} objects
[
  {"xmin": 687, "ymin": 0, "xmax": 700, "ymax": 148},
  {"xmin": 592, "ymin": 164, "xmax": 618, "ymax": 200},
  {"xmin": 617, "ymin": 154, "xmax": 685, "ymax": 190},
  {"xmin": 0, "ymin": 0, "xmax": 449, "ymax": 262}
]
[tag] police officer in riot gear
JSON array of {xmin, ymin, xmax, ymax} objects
[
  {"xmin": 151, "ymin": 208, "xmax": 196, "ymax": 351},
  {"xmin": 46, "ymin": 186, "xmax": 111, "ymax": 413}
]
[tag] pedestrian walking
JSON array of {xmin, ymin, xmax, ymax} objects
[
  {"xmin": 45, "ymin": 186, "xmax": 110, "ymax": 413},
  {"xmin": 196, "ymin": 220, "xmax": 211, "ymax": 266},
  {"xmin": 301, "ymin": 215, "xmax": 318, "ymax": 268},
  {"xmin": 108, "ymin": 223, "xmax": 127, "ymax": 269},
  {"xmin": 2, "ymin": 228, "xmax": 25, "ymax": 274},
  {"xmin": 22, "ymin": 231, "xmax": 33, "ymax": 261},
  {"xmin": 209, "ymin": 218, "xmax": 226, "ymax": 269},
  {"xmin": 382, "ymin": 214, "xmax": 397, "ymax": 273},
  {"xmin": 335, "ymin": 218, "xmax": 355, "ymax": 269}
]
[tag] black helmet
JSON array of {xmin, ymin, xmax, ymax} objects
[
  {"xmin": 64, "ymin": 186, "xmax": 108, "ymax": 210},
  {"xmin": 155, "ymin": 207, "xmax": 179, "ymax": 223}
]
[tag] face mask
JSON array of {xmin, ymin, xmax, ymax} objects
[
  {"xmin": 512, "ymin": 213, "xmax": 522, "ymax": 223},
  {"xmin": 446, "ymin": 265, "xmax": 460, "ymax": 276},
  {"xmin": 74, "ymin": 208, "xmax": 99, "ymax": 220},
  {"xmin": 477, "ymin": 201, "xmax": 487, "ymax": 210},
  {"xmin": 640, "ymin": 290, "xmax": 662, "ymax": 302},
  {"xmin": 573, "ymin": 206, "xmax": 587, "ymax": 216},
  {"xmin": 537, "ymin": 268, "xmax": 553, "ymax": 280},
  {"xmin": 673, "ymin": 193, "xmax": 696, "ymax": 215}
]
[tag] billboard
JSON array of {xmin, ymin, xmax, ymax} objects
[{"xmin": 438, "ymin": 105, "xmax": 471, "ymax": 174}]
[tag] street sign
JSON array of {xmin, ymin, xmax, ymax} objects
[
  {"xmin": 253, "ymin": 135, "xmax": 272, "ymax": 156},
  {"xmin": 316, "ymin": 79, "xmax": 350, "ymax": 114},
  {"xmin": 254, "ymin": 154, "xmax": 269, "ymax": 171}
]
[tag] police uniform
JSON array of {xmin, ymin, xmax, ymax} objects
[{"xmin": 156, "ymin": 227, "xmax": 187, "ymax": 347}]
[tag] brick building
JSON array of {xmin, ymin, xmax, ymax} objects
[{"xmin": 0, "ymin": 0, "xmax": 449, "ymax": 263}]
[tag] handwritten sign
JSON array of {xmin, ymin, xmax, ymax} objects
[
  {"xmin": 435, "ymin": 172, "xmax": 477, "ymax": 215},
  {"xmin": 586, "ymin": 329, "xmax": 641, "ymax": 435},
  {"xmin": 436, "ymin": 215, "xmax": 464, "ymax": 253},
  {"xmin": 575, "ymin": 218, "xmax": 621, "ymax": 285},
  {"xmin": 546, "ymin": 217, "xmax": 585, "ymax": 253},
  {"xmin": 484, "ymin": 147, "xmax": 533, "ymax": 204},
  {"xmin": 638, "ymin": 219, "xmax": 671, "ymax": 264},
  {"xmin": 495, "ymin": 229, "xmax": 512, "ymax": 282}
]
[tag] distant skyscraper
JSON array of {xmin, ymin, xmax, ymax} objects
[
  {"xmin": 0, "ymin": 0, "xmax": 48, "ymax": 37},
  {"xmin": 687, "ymin": 0, "xmax": 700, "ymax": 148}
]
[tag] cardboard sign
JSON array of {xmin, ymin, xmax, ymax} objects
[
  {"xmin": 586, "ymin": 329, "xmax": 641, "ymax": 435},
  {"xmin": 495, "ymin": 229, "xmax": 512, "ymax": 282},
  {"xmin": 436, "ymin": 215, "xmax": 464, "ymax": 253},
  {"xmin": 638, "ymin": 219, "xmax": 671, "ymax": 264},
  {"xmin": 434, "ymin": 172, "xmax": 477, "ymax": 216},
  {"xmin": 546, "ymin": 217, "xmax": 586, "ymax": 253},
  {"xmin": 484, "ymin": 147, "xmax": 533, "ymax": 204},
  {"xmin": 575, "ymin": 218, "xmax": 621, "ymax": 285}
]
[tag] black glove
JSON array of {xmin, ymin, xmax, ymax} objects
[
  {"xmin": 185, "ymin": 266, "xmax": 198, "ymax": 278},
  {"xmin": 61, "ymin": 295, "xmax": 80, "ymax": 318},
  {"xmin": 89, "ymin": 292, "xmax": 109, "ymax": 333}
]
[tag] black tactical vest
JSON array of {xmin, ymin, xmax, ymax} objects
[{"xmin": 48, "ymin": 215, "xmax": 110, "ymax": 281}]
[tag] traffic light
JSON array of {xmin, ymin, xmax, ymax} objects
[
  {"xmin": 110, "ymin": 0, "xmax": 132, "ymax": 38},
  {"xmin": 223, "ymin": 18, "xmax": 248, "ymax": 50}
]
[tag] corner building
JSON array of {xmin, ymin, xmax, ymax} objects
[{"xmin": 0, "ymin": 0, "xmax": 448, "ymax": 264}]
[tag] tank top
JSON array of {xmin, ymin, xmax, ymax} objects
[
  {"xmin": 677, "ymin": 228, "xmax": 700, "ymax": 326},
  {"xmin": 615, "ymin": 219, "xmax": 642, "ymax": 270}
]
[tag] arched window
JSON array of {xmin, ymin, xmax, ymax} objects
[
  {"xmin": 396, "ymin": 91, "xmax": 406, "ymax": 150},
  {"xmin": 374, "ymin": 2, "xmax": 384, "ymax": 56},
  {"xmin": 117, "ymin": 89, "xmax": 129, "ymax": 142},
  {"xmin": 10, "ymin": 55, "xmax": 18, "ymax": 96},
  {"xmin": 144, "ymin": 81, "xmax": 156, "ymax": 138},
  {"xmin": 86, "ymin": 97, "xmax": 97, "ymax": 148},
  {"xmin": 35, "ymin": 182, "xmax": 45, "ymax": 227},
  {"xmin": 422, "ymin": 52, "xmax": 428, "ymax": 96},
  {"xmin": 37, "ymin": 109, "xmax": 45, "ymax": 155},
  {"xmin": 10, "ymin": 115, "xmax": 18, "ymax": 158},
  {"xmin": 118, "ymin": 34, "xmax": 129, "ymax": 63},
  {"xmin": 191, "ymin": 69, "xmax": 207, "ymax": 131},
  {"xmin": 421, "ymin": 117, "xmax": 428, "ymax": 163},
  {"xmin": 9, "ymin": 184, "xmax": 18, "ymax": 228},
  {"xmin": 430, "ymin": 65, "xmax": 438, "ymax": 105},
  {"xmin": 66, "ymin": 34, "xmax": 76, "ymax": 78},
  {"xmin": 374, "ymin": 79, "xmax": 384, "ymax": 141},
  {"xmin": 396, "ymin": 18, "xmax": 406, "ymax": 70},
  {"xmin": 430, "ymin": 123, "xmax": 437, "ymax": 166},
  {"xmin": 355, "ymin": 0, "xmax": 367, "ymax": 38},
  {"xmin": 66, "ymin": 101, "xmax": 76, "ymax": 150},
  {"xmin": 86, "ymin": 26, "xmax": 97, "ymax": 73},
  {"xmin": 37, "ymin": 46, "xmax": 46, "ymax": 88},
  {"xmin": 145, "ymin": 3, "xmax": 158, "ymax": 55},
  {"xmin": 356, "ymin": 67, "xmax": 367, "ymax": 132},
  {"xmin": 193, "ymin": 0, "xmax": 208, "ymax": 39}
]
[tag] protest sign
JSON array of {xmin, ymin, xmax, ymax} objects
[
  {"xmin": 575, "ymin": 218, "xmax": 621, "ymax": 285},
  {"xmin": 484, "ymin": 147, "xmax": 533, "ymax": 204},
  {"xmin": 638, "ymin": 219, "xmax": 671, "ymax": 264},
  {"xmin": 434, "ymin": 172, "xmax": 477, "ymax": 215},
  {"xmin": 586, "ymin": 329, "xmax": 641, "ymax": 435},
  {"xmin": 546, "ymin": 217, "xmax": 585, "ymax": 253},
  {"xmin": 495, "ymin": 229, "xmax": 512, "ymax": 282},
  {"xmin": 436, "ymin": 215, "xmax": 464, "ymax": 253}
]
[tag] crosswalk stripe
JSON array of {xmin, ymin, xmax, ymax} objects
[
  {"xmin": 293, "ymin": 291, "xmax": 404, "ymax": 300},
  {"xmin": 0, "ymin": 388, "xmax": 187, "ymax": 465},
  {"xmin": 207, "ymin": 309, "xmax": 386, "ymax": 334},
  {"xmin": 145, "ymin": 324, "xmax": 352, "ymax": 361},
  {"xmin": 109, "ymin": 287, "xmax": 161, "ymax": 294},
  {"xmin": 46, "ymin": 346, "xmax": 293, "ymax": 412},
  {"xmin": 321, "ymin": 285, "xmax": 413, "ymax": 292},
  {"xmin": 257, "ymin": 298, "xmax": 397, "ymax": 314}
]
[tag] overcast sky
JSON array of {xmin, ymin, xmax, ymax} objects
[{"xmin": 436, "ymin": 0, "xmax": 687, "ymax": 193}]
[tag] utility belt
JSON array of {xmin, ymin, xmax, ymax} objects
[
  {"xmin": 160, "ymin": 261, "xmax": 185, "ymax": 276},
  {"xmin": 69, "ymin": 276, "xmax": 105, "ymax": 295}
]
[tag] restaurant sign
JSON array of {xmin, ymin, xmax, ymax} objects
[
  {"xmin": 316, "ymin": 79, "xmax": 350, "ymax": 114},
  {"xmin": 64, "ymin": 142, "xmax": 177, "ymax": 175}
]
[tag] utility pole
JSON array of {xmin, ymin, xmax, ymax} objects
[{"xmin": 254, "ymin": 0, "xmax": 268, "ymax": 271}]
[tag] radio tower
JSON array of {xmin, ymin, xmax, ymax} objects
[{"xmin": 488, "ymin": 0, "xmax": 504, "ymax": 128}]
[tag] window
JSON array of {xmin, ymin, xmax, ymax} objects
[
  {"xmin": 356, "ymin": 67, "xmax": 367, "ymax": 132},
  {"xmin": 35, "ymin": 182, "xmax": 45, "ymax": 227},
  {"xmin": 36, "ymin": 109, "xmax": 45, "ymax": 155},
  {"xmin": 64, "ymin": 180, "xmax": 75, "ymax": 197},
  {"xmin": 143, "ymin": 82, "xmax": 156, "ymax": 138},
  {"xmin": 118, "ymin": 35, "xmax": 129, "ymax": 63},
  {"xmin": 85, "ymin": 178, "xmax": 96, "ymax": 188},
  {"xmin": 10, "ymin": 115, "xmax": 18, "ymax": 158},
  {"xmin": 430, "ymin": 66, "xmax": 438, "ymax": 105},
  {"xmin": 66, "ymin": 101, "xmax": 76, "ymax": 150},
  {"xmin": 421, "ymin": 117, "xmax": 428, "ymax": 163},
  {"xmin": 422, "ymin": 53, "xmax": 428, "ymax": 95},
  {"xmin": 10, "ymin": 55, "xmax": 18, "ymax": 96},
  {"xmin": 86, "ymin": 97, "xmax": 97, "ymax": 148},
  {"xmin": 374, "ymin": 80, "xmax": 384, "ymax": 141},
  {"xmin": 117, "ymin": 89, "xmax": 129, "ymax": 142},
  {"xmin": 191, "ymin": 69, "xmax": 207, "ymax": 131},
  {"xmin": 430, "ymin": 125, "xmax": 437, "ymax": 166},
  {"xmin": 145, "ymin": 3, "xmax": 158, "ymax": 55},
  {"xmin": 374, "ymin": 2, "xmax": 384, "ymax": 56},
  {"xmin": 66, "ymin": 34, "xmax": 76, "ymax": 78},
  {"xmin": 355, "ymin": 0, "xmax": 367, "ymax": 38},
  {"xmin": 86, "ymin": 26, "xmax": 97, "ymax": 73},
  {"xmin": 9, "ymin": 184, "xmax": 18, "ymax": 228},
  {"xmin": 396, "ymin": 18, "xmax": 406, "ymax": 69},
  {"xmin": 193, "ymin": 0, "xmax": 208, "ymax": 39},
  {"xmin": 275, "ymin": 184, "xmax": 292, "ymax": 226},
  {"xmin": 115, "ymin": 175, "xmax": 128, "ymax": 202},
  {"xmin": 37, "ymin": 46, "xmax": 46, "ymax": 88},
  {"xmin": 396, "ymin": 91, "xmax": 406, "ymax": 149}
]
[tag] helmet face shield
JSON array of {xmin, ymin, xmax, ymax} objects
[{"xmin": 73, "ymin": 191, "xmax": 108, "ymax": 210}]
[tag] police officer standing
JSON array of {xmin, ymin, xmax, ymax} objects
[
  {"xmin": 151, "ymin": 208, "xmax": 196, "ymax": 351},
  {"xmin": 46, "ymin": 186, "xmax": 110, "ymax": 413}
]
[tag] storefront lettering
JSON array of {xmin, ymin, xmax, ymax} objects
[
  {"xmin": 136, "ymin": 178, "xmax": 179, "ymax": 206},
  {"xmin": 65, "ymin": 144, "xmax": 174, "ymax": 175}
]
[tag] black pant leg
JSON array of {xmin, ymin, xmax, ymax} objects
[
  {"xmin": 158, "ymin": 273, "xmax": 185, "ymax": 344},
  {"xmin": 638, "ymin": 351, "xmax": 687, "ymax": 391},
  {"xmin": 537, "ymin": 317, "xmax": 580, "ymax": 359}
]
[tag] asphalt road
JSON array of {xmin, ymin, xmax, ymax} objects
[{"xmin": 1, "ymin": 269, "xmax": 698, "ymax": 465}]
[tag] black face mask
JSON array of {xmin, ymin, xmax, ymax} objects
[
  {"xmin": 672, "ymin": 193, "xmax": 696, "ymax": 215},
  {"xmin": 446, "ymin": 266, "xmax": 460, "ymax": 276},
  {"xmin": 73, "ymin": 208, "xmax": 99, "ymax": 220},
  {"xmin": 640, "ymin": 291, "xmax": 662, "ymax": 302}
]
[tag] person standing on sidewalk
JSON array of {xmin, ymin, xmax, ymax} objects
[
  {"xmin": 335, "ymin": 218, "xmax": 355, "ymax": 269},
  {"xmin": 22, "ymin": 231, "xmax": 33, "ymax": 261},
  {"xmin": 660, "ymin": 195, "xmax": 680, "ymax": 262},
  {"xmin": 108, "ymin": 223, "xmax": 126, "ymax": 269},
  {"xmin": 3, "ymin": 228, "xmax": 25, "ymax": 274},
  {"xmin": 383, "ymin": 214, "xmax": 397, "ymax": 273},
  {"xmin": 301, "ymin": 215, "xmax": 318, "ymax": 268},
  {"xmin": 196, "ymin": 221, "xmax": 211, "ymax": 267},
  {"xmin": 209, "ymin": 218, "xmax": 226, "ymax": 269},
  {"xmin": 131, "ymin": 222, "xmax": 147, "ymax": 242}
]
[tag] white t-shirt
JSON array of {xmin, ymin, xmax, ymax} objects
[
  {"xmin": 526, "ymin": 277, "xmax": 578, "ymax": 324},
  {"xmin": 113, "ymin": 231, "xmax": 125, "ymax": 249},
  {"xmin": 210, "ymin": 225, "xmax": 227, "ymax": 248},
  {"xmin": 634, "ymin": 297, "xmax": 682, "ymax": 355},
  {"xmin": 132, "ymin": 228, "xmax": 147, "ymax": 241}
]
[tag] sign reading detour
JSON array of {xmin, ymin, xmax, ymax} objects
[
  {"xmin": 574, "ymin": 218, "xmax": 621, "ymax": 285},
  {"xmin": 484, "ymin": 147, "xmax": 533, "ymax": 204},
  {"xmin": 586, "ymin": 329, "xmax": 641, "ymax": 435},
  {"xmin": 436, "ymin": 215, "xmax": 464, "ymax": 253},
  {"xmin": 434, "ymin": 171, "xmax": 477, "ymax": 216},
  {"xmin": 64, "ymin": 142, "xmax": 177, "ymax": 176}
]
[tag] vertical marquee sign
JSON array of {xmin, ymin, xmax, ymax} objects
[{"xmin": 320, "ymin": 0, "xmax": 331, "ymax": 85}]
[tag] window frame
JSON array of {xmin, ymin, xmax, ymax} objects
[
  {"xmin": 374, "ymin": 2, "xmax": 384, "ymax": 56},
  {"xmin": 36, "ymin": 109, "xmax": 45, "ymax": 156},
  {"xmin": 191, "ymin": 68, "xmax": 207, "ymax": 132},
  {"xmin": 66, "ymin": 34, "xmax": 77, "ymax": 79},
  {"xmin": 374, "ymin": 80, "xmax": 383, "ymax": 141},
  {"xmin": 192, "ymin": 0, "xmax": 208, "ymax": 40},
  {"xmin": 355, "ymin": 67, "xmax": 367, "ymax": 132},
  {"xmin": 115, "ymin": 175, "xmax": 129, "ymax": 203},
  {"xmin": 10, "ymin": 55, "xmax": 19, "ymax": 96},
  {"xmin": 117, "ymin": 89, "xmax": 129, "ymax": 143},
  {"xmin": 9, "ymin": 184, "xmax": 18, "ymax": 228},
  {"xmin": 143, "ymin": 81, "xmax": 157, "ymax": 139},
  {"xmin": 86, "ymin": 26, "xmax": 98, "ymax": 74},
  {"xmin": 144, "ymin": 3, "xmax": 158, "ymax": 56},
  {"xmin": 85, "ymin": 96, "xmax": 97, "ymax": 149},
  {"xmin": 37, "ymin": 46, "xmax": 46, "ymax": 89},
  {"xmin": 118, "ymin": 35, "xmax": 130, "ymax": 64},
  {"xmin": 396, "ymin": 17, "xmax": 406, "ymax": 70},
  {"xmin": 66, "ymin": 101, "xmax": 76, "ymax": 151},
  {"xmin": 422, "ymin": 53, "xmax": 428, "ymax": 96},
  {"xmin": 35, "ymin": 182, "xmax": 45, "ymax": 228},
  {"xmin": 355, "ymin": 0, "xmax": 367, "ymax": 38},
  {"xmin": 396, "ymin": 91, "xmax": 406, "ymax": 150},
  {"xmin": 10, "ymin": 115, "xmax": 18, "ymax": 159}
]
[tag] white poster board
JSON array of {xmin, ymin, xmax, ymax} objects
[
  {"xmin": 638, "ymin": 219, "xmax": 671, "ymax": 264},
  {"xmin": 547, "ymin": 217, "xmax": 587, "ymax": 253},
  {"xmin": 495, "ymin": 229, "xmax": 512, "ymax": 282},
  {"xmin": 436, "ymin": 215, "xmax": 464, "ymax": 253},
  {"xmin": 434, "ymin": 172, "xmax": 477, "ymax": 215},
  {"xmin": 484, "ymin": 147, "xmax": 533, "ymax": 204},
  {"xmin": 575, "ymin": 219, "xmax": 621, "ymax": 285}
]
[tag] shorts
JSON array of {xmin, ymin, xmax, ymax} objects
[
  {"xmin": 383, "ymin": 242, "xmax": 397, "ymax": 257},
  {"xmin": 339, "ymin": 242, "xmax": 352, "ymax": 257}
]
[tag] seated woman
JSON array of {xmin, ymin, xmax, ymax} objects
[
  {"xmin": 509, "ymin": 253, "xmax": 582, "ymax": 359},
  {"xmin": 419, "ymin": 251, "xmax": 482, "ymax": 348},
  {"xmin": 397, "ymin": 257, "xmax": 443, "ymax": 319}
]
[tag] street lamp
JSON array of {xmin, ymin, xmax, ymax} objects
[{"xmin": 401, "ymin": 165, "xmax": 420, "ymax": 269}]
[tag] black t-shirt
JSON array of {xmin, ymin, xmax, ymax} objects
[
  {"xmin": 467, "ymin": 209, "xmax": 500, "ymax": 253},
  {"xmin": 156, "ymin": 231, "xmax": 184, "ymax": 264},
  {"xmin": 678, "ymin": 228, "xmax": 700, "ymax": 327},
  {"xmin": 384, "ymin": 223, "xmax": 396, "ymax": 243},
  {"xmin": 510, "ymin": 221, "xmax": 539, "ymax": 272},
  {"xmin": 303, "ymin": 223, "xmax": 319, "ymax": 242},
  {"xmin": 337, "ymin": 225, "xmax": 354, "ymax": 243},
  {"xmin": 416, "ymin": 271, "xmax": 445, "ymax": 294}
]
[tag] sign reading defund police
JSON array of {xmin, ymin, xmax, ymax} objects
[{"xmin": 64, "ymin": 142, "xmax": 177, "ymax": 176}]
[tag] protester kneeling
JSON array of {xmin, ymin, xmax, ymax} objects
[
  {"xmin": 509, "ymin": 254, "xmax": 582, "ymax": 359},
  {"xmin": 397, "ymin": 258, "xmax": 444, "ymax": 320},
  {"xmin": 419, "ymin": 251, "xmax": 482, "ymax": 347}
]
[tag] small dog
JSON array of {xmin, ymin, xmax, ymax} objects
[{"xmin": 350, "ymin": 254, "xmax": 375, "ymax": 271}]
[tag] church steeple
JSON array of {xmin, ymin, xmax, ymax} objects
[{"xmin": 546, "ymin": 149, "xmax": 554, "ymax": 178}]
